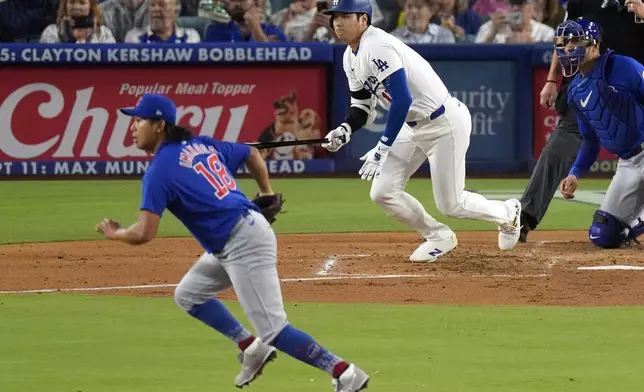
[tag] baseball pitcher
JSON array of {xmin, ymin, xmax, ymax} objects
[
  {"xmin": 95, "ymin": 94, "xmax": 369, "ymax": 392},
  {"xmin": 322, "ymin": 0, "xmax": 522, "ymax": 262},
  {"xmin": 556, "ymin": 18, "xmax": 644, "ymax": 248}
]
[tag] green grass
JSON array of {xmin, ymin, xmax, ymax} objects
[
  {"xmin": 0, "ymin": 178, "xmax": 611, "ymax": 244},
  {"xmin": 1, "ymin": 295, "xmax": 643, "ymax": 392},
  {"xmin": 2, "ymin": 178, "xmax": 638, "ymax": 392}
]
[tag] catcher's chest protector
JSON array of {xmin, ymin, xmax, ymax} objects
[{"xmin": 569, "ymin": 51, "xmax": 644, "ymax": 155}]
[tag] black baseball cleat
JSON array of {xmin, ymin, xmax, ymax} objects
[{"xmin": 519, "ymin": 224, "xmax": 530, "ymax": 243}]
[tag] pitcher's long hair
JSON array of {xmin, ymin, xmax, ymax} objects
[{"xmin": 164, "ymin": 123, "xmax": 194, "ymax": 143}]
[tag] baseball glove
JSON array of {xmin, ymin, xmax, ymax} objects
[{"xmin": 252, "ymin": 193, "xmax": 285, "ymax": 224}]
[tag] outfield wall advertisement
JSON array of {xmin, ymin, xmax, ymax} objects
[
  {"xmin": 0, "ymin": 43, "xmax": 616, "ymax": 177},
  {"xmin": 0, "ymin": 63, "xmax": 330, "ymax": 176}
]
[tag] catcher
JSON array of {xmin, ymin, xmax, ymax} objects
[{"xmin": 95, "ymin": 94, "xmax": 367, "ymax": 391}]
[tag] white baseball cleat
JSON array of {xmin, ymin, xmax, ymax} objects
[
  {"xmin": 409, "ymin": 232, "xmax": 458, "ymax": 262},
  {"xmin": 235, "ymin": 338, "xmax": 277, "ymax": 388},
  {"xmin": 332, "ymin": 364, "xmax": 369, "ymax": 392},
  {"xmin": 497, "ymin": 199, "xmax": 522, "ymax": 250}
]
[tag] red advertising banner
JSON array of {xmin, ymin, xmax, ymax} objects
[
  {"xmin": 0, "ymin": 66, "xmax": 330, "ymax": 175},
  {"xmin": 532, "ymin": 68, "xmax": 617, "ymax": 173}
]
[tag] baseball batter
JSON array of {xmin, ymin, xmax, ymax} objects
[
  {"xmin": 95, "ymin": 94, "xmax": 369, "ymax": 392},
  {"xmin": 556, "ymin": 18, "xmax": 644, "ymax": 248},
  {"xmin": 322, "ymin": 0, "xmax": 522, "ymax": 262}
]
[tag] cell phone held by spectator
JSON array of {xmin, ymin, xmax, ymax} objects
[
  {"xmin": 58, "ymin": 13, "xmax": 95, "ymax": 43},
  {"xmin": 71, "ymin": 15, "xmax": 94, "ymax": 29},
  {"xmin": 316, "ymin": 1, "xmax": 328, "ymax": 12},
  {"xmin": 504, "ymin": 11, "xmax": 522, "ymax": 27}
]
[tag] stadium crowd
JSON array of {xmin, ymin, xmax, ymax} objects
[{"xmin": 0, "ymin": 0, "xmax": 564, "ymax": 44}]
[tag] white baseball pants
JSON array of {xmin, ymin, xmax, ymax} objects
[{"xmin": 370, "ymin": 96, "xmax": 514, "ymax": 240}]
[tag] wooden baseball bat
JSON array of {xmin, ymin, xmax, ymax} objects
[{"xmin": 245, "ymin": 138, "xmax": 329, "ymax": 150}]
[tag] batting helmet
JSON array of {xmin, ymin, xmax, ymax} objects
[
  {"xmin": 554, "ymin": 17, "xmax": 601, "ymax": 77},
  {"xmin": 587, "ymin": 209, "xmax": 644, "ymax": 248},
  {"xmin": 324, "ymin": 0, "xmax": 373, "ymax": 27}
]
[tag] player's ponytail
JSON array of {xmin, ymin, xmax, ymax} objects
[{"xmin": 163, "ymin": 123, "xmax": 194, "ymax": 143}]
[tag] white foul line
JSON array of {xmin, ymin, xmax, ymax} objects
[
  {"xmin": 578, "ymin": 265, "xmax": 644, "ymax": 271},
  {"xmin": 0, "ymin": 273, "xmax": 548, "ymax": 295}
]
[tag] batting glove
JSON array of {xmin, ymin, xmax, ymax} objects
[
  {"xmin": 322, "ymin": 124, "xmax": 351, "ymax": 152},
  {"xmin": 359, "ymin": 141, "xmax": 390, "ymax": 181}
]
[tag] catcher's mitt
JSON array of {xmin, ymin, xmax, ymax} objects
[{"xmin": 252, "ymin": 193, "xmax": 285, "ymax": 224}]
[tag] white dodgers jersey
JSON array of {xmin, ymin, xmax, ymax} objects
[{"xmin": 342, "ymin": 26, "xmax": 450, "ymax": 122}]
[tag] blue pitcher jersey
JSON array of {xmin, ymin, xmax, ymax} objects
[{"xmin": 140, "ymin": 136, "xmax": 259, "ymax": 253}]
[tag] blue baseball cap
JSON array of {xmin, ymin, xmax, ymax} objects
[{"xmin": 119, "ymin": 94, "xmax": 177, "ymax": 125}]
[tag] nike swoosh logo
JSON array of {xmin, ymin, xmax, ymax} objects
[
  {"xmin": 590, "ymin": 235, "xmax": 599, "ymax": 239},
  {"xmin": 581, "ymin": 90, "xmax": 593, "ymax": 107}
]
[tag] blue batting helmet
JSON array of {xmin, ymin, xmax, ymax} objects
[
  {"xmin": 554, "ymin": 17, "xmax": 601, "ymax": 77},
  {"xmin": 587, "ymin": 210, "xmax": 643, "ymax": 248},
  {"xmin": 324, "ymin": 0, "xmax": 373, "ymax": 25}
]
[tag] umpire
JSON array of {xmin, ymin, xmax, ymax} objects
[{"xmin": 519, "ymin": 0, "xmax": 644, "ymax": 242}]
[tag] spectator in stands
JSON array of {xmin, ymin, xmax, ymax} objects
[
  {"xmin": 193, "ymin": 0, "xmax": 271, "ymax": 19},
  {"xmin": 203, "ymin": 0, "xmax": 286, "ymax": 42},
  {"xmin": 471, "ymin": 0, "xmax": 509, "ymax": 17},
  {"xmin": 304, "ymin": 0, "xmax": 338, "ymax": 42},
  {"xmin": 392, "ymin": 0, "xmax": 455, "ymax": 43},
  {"xmin": 270, "ymin": 0, "xmax": 317, "ymax": 41},
  {"xmin": 40, "ymin": 0, "xmax": 116, "ymax": 43},
  {"xmin": 436, "ymin": 0, "xmax": 483, "ymax": 41},
  {"xmin": 533, "ymin": 0, "xmax": 564, "ymax": 28},
  {"xmin": 125, "ymin": 0, "xmax": 201, "ymax": 42},
  {"xmin": 269, "ymin": 0, "xmax": 335, "ymax": 42},
  {"xmin": 100, "ymin": 0, "xmax": 148, "ymax": 42},
  {"xmin": 475, "ymin": 0, "xmax": 554, "ymax": 43},
  {"xmin": 198, "ymin": 0, "xmax": 231, "ymax": 22},
  {"xmin": 0, "ymin": 0, "xmax": 57, "ymax": 42},
  {"xmin": 256, "ymin": 0, "xmax": 274, "ymax": 22},
  {"xmin": 182, "ymin": 0, "xmax": 201, "ymax": 16}
]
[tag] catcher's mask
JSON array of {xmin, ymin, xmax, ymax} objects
[{"xmin": 554, "ymin": 17, "xmax": 601, "ymax": 77}]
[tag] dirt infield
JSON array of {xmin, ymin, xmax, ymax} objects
[{"xmin": 2, "ymin": 231, "xmax": 644, "ymax": 306}]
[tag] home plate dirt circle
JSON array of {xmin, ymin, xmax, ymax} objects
[{"xmin": 1, "ymin": 231, "xmax": 644, "ymax": 306}]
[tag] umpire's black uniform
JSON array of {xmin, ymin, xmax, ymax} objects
[{"xmin": 519, "ymin": 0, "xmax": 644, "ymax": 241}]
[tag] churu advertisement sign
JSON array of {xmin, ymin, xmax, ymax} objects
[{"xmin": 0, "ymin": 66, "xmax": 331, "ymax": 176}]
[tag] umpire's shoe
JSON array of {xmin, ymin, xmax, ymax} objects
[
  {"xmin": 519, "ymin": 224, "xmax": 530, "ymax": 243},
  {"xmin": 235, "ymin": 338, "xmax": 277, "ymax": 388},
  {"xmin": 518, "ymin": 212, "xmax": 535, "ymax": 242},
  {"xmin": 332, "ymin": 364, "xmax": 369, "ymax": 392}
]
